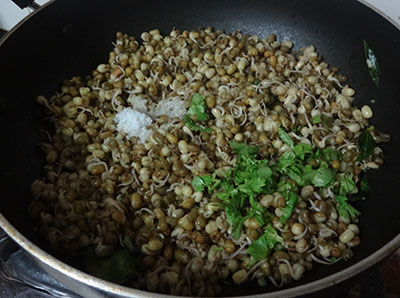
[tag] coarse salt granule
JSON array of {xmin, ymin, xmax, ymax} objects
[{"xmin": 114, "ymin": 108, "xmax": 153, "ymax": 143}]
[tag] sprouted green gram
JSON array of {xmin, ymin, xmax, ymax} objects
[{"xmin": 30, "ymin": 28, "xmax": 389, "ymax": 296}]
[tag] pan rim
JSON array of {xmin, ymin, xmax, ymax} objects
[
  {"xmin": 0, "ymin": 211, "xmax": 399, "ymax": 297},
  {"xmin": 0, "ymin": 0, "xmax": 399, "ymax": 297}
]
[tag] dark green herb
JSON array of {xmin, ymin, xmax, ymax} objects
[
  {"xmin": 254, "ymin": 79, "xmax": 261, "ymax": 85},
  {"xmin": 357, "ymin": 130, "xmax": 375, "ymax": 161},
  {"xmin": 85, "ymin": 249, "xmax": 139, "ymax": 284},
  {"xmin": 363, "ymin": 40, "xmax": 381, "ymax": 87}
]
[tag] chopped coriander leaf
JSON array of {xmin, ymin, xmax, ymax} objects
[
  {"xmin": 323, "ymin": 147, "xmax": 341, "ymax": 162},
  {"xmin": 312, "ymin": 114, "xmax": 322, "ymax": 124},
  {"xmin": 338, "ymin": 173, "xmax": 357, "ymax": 195},
  {"xmin": 184, "ymin": 93, "xmax": 212, "ymax": 133},
  {"xmin": 334, "ymin": 195, "xmax": 361, "ymax": 219},
  {"xmin": 192, "ymin": 174, "xmax": 220, "ymax": 192},
  {"xmin": 357, "ymin": 130, "xmax": 375, "ymax": 161},
  {"xmin": 363, "ymin": 40, "xmax": 381, "ymax": 87},
  {"xmin": 293, "ymin": 143, "xmax": 313, "ymax": 159},
  {"xmin": 277, "ymin": 178, "xmax": 297, "ymax": 194},
  {"xmin": 349, "ymin": 176, "xmax": 370, "ymax": 202},
  {"xmin": 247, "ymin": 225, "xmax": 282, "ymax": 263},
  {"xmin": 280, "ymin": 192, "xmax": 298, "ymax": 223},
  {"xmin": 330, "ymin": 257, "xmax": 337, "ymax": 263},
  {"xmin": 212, "ymin": 246, "xmax": 224, "ymax": 252},
  {"xmin": 184, "ymin": 115, "xmax": 212, "ymax": 133},
  {"xmin": 188, "ymin": 93, "xmax": 209, "ymax": 121},
  {"xmin": 230, "ymin": 141, "xmax": 259, "ymax": 156},
  {"xmin": 311, "ymin": 165, "xmax": 335, "ymax": 187},
  {"xmin": 278, "ymin": 127, "xmax": 294, "ymax": 149},
  {"xmin": 254, "ymin": 79, "xmax": 261, "ymax": 85}
]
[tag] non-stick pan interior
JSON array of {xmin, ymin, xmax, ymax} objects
[{"xmin": 0, "ymin": 0, "xmax": 399, "ymax": 296}]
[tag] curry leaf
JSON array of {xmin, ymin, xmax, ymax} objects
[
  {"xmin": 85, "ymin": 249, "xmax": 139, "ymax": 284},
  {"xmin": 363, "ymin": 40, "xmax": 381, "ymax": 87},
  {"xmin": 357, "ymin": 130, "xmax": 375, "ymax": 161}
]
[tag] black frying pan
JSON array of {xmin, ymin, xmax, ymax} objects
[{"xmin": 0, "ymin": 0, "xmax": 399, "ymax": 297}]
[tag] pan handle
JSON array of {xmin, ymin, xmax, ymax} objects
[{"xmin": 11, "ymin": 0, "xmax": 40, "ymax": 10}]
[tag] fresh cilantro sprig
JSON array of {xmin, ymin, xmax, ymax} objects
[
  {"xmin": 184, "ymin": 93, "xmax": 212, "ymax": 133},
  {"xmin": 247, "ymin": 225, "xmax": 283, "ymax": 263},
  {"xmin": 188, "ymin": 93, "xmax": 209, "ymax": 121},
  {"xmin": 277, "ymin": 143, "xmax": 335, "ymax": 188},
  {"xmin": 334, "ymin": 195, "xmax": 361, "ymax": 219},
  {"xmin": 333, "ymin": 172, "xmax": 361, "ymax": 219}
]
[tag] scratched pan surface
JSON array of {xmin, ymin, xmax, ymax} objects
[{"xmin": 0, "ymin": 0, "xmax": 399, "ymax": 297}]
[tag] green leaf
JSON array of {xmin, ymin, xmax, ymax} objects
[
  {"xmin": 230, "ymin": 141, "xmax": 259, "ymax": 156},
  {"xmin": 85, "ymin": 249, "xmax": 138, "ymax": 284},
  {"xmin": 122, "ymin": 236, "xmax": 138, "ymax": 254},
  {"xmin": 212, "ymin": 246, "xmax": 224, "ymax": 252},
  {"xmin": 192, "ymin": 175, "xmax": 220, "ymax": 192},
  {"xmin": 338, "ymin": 173, "xmax": 357, "ymax": 195},
  {"xmin": 278, "ymin": 127, "xmax": 294, "ymax": 149},
  {"xmin": 357, "ymin": 130, "xmax": 375, "ymax": 161},
  {"xmin": 225, "ymin": 205, "xmax": 247, "ymax": 239},
  {"xmin": 254, "ymin": 79, "xmax": 261, "ymax": 85},
  {"xmin": 323, "ymin": 147, "xmax": 341, "ymax": 162},
  {"xmin": 238, "ymin": 177, "xmax": 266, "ymax": 195},
  {"xmin": 247, "ymin": 225, "xmax": 282, "ymax": 263},
  {"xmin": 334, "ymin": 195, "xmax": 361, "ymax": 219},
  {"xmin": 359, "ymin": 176, "xmax": 370, "ymax": 195},
  {"xmin": 312, "ymin": 115, "xmax": 322, "ymax": 124},
  {"xmin": 363, "ymin": 40, "xmax": 381, "ymax": 87},
  {"xmin": 280, "ymin": 192, "xmax": 298, "ymax": 223},
  {"xmin": 277, "ymin": 178, "xmax": 297, "ymax": 194},
  {"xmin": 188, "ymin": 93, "xmax": 209, "ymax": 121},
  {"xmin": 312, "ymin": 165, "xmax": 335, "ymax": 187},
  {"xmin": 293, "ymin": 143, "xmax": 313, "ymax": 159},
  {"xmin": 192, "ymin": 176, "xmax": 205, "ymax": 192},
  {"xmin": 184, "ymin": 114, "xmax": 212, "ymax": 133},
  {"xmin": 349, "ymin": 176, "xmax": 370, "ymax": 202}
]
